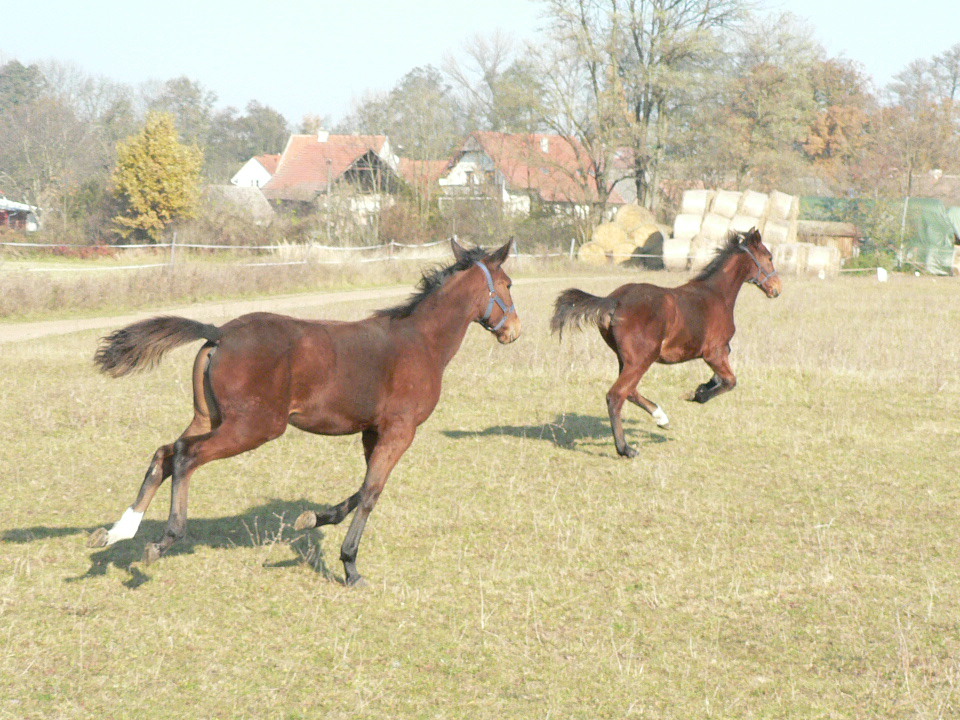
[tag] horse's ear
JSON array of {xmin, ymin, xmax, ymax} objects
[
  {"xmin": 487, "ymin": 238, "xmax": 514, "ymax": 267},
  {"xmin": 746, "ymin": 227, "xmax": 761, "ymax": 243},
  {"xmin": 450, "ymin": 236, "xmax": 469, "ymax": 263}
]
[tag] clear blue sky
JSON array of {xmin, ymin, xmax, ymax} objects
[{"xmin": 3, "ymin": 0, "xmax": 957, "ymax": 126}]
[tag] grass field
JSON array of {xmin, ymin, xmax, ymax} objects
[{"xmin": 1, "ymin": 269, "xmax": 959, "ymax": 719}]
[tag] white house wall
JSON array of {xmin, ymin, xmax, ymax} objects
[{"xmin": 231, "ymin": 159, "xmax": 273, "ymax": 188}]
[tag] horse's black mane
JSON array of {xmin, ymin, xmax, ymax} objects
[
  {"xmin": 374, "ymin": 246, "xmax": 489, "ymax": 320},
  {"xmin": 692, "ymin": 232, "xmax": 747, "ymax": 281}
]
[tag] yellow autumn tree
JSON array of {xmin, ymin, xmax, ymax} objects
[{"xmin": 112, "ymin": 111, "xmax": 203, "ymax": 242}]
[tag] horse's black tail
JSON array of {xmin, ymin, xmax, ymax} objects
[
  {"xmin": 550, "ymin": 289, "xmax": 618, "ymax": 337},
  {"xmin": 94, "ymin": 316, "xmax": 222, "ymax": 378}
]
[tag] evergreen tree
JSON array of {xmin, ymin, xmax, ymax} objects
[{"xmin": 112, "ymin": 111, "xmax": 203, "ymax": 242}]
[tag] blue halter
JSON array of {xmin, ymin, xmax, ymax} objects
[
  {"xmin": 740, "ymin": 243, "xmax": 778, "ymax": 287},
  {"xmin": 474, "ymin": 261, "xmax": 515, "ymax": 332}
]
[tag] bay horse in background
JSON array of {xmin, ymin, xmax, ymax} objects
[
  {"xmin": 88, "ymin": 239, "xmax": 521, "ymax": 586},
  {"xmin": 551, "ymin": 228, "xmax": 781, "ymax": 458}
]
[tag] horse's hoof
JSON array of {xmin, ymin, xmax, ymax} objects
[
  {"xmin": 346, "ymin": 574, "xmax": 368, "ymax": 588},
  {"xmin": 87, "ymin": 527, "xmax": 109, "ymax": 548},
  {"xmin": 293, "ymin": 511, "xmax": 318, "ymax": 531},
  {"xmin": 618, "ymin": 445, "xmax": 638, "ymax": 459},
  {"xmin": 142, "ymin": 543, "xmax": 162, "ymax": 565}
]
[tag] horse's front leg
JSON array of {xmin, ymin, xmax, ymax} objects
[
  {"xmin": 688, "ymin": 347, "xmax": 736, "ymax": 404},
  {"xmin": 339, "ymin": 425, "xmax": 415, "ymax": 587}
]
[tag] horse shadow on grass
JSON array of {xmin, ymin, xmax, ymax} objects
[
  {"xmin": 442, "ymin": 412, "xmax": 670, "ymax": 455},
  {"xmin": 1, "ymin": 498, "xmax": 344, "ymax": 589}
]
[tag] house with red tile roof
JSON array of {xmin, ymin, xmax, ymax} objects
[
  {"xmin": 230, "ymin": 154, "xmax": 280, "ymax": 189},
  {"xmin": 439, "ymin": 132, "xmax": 625, "ymax": 216},
  {"xmin": 261, "ymin": 131, "xmax": 402, "ymax": 208}
]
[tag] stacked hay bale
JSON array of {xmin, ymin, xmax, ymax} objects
[
  {"xmin": 806, "ymin": 245, "xmax": 841, "ymax": 278},
  {"xmin": 616, "ymin": 204, "xmax": 664, "ymax": 267}
]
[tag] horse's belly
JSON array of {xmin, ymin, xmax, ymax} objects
[{"xmin": 288, "ymin": 409, "xmax": 368, "ymax": 436}]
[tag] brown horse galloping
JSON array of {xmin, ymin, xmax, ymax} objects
[
  {"xmin": 88, "ymin": 239, "xmax": 520, "ymax": 586},
  {"xmin": 551, "ymin": 228, "xmax": 781, "ymax": 458}
]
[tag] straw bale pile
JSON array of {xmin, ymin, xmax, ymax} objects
[
  {"xmin": 662, "ymin": 237, "xmax": 691, "ymax": 271},
  {"xmin": 591, "ymin": 222, "xmax": 628, "ymax": 251},
  {"xmin": 673, "ymin": 213, "xmax": 702, "ymax": 241},
  {"xmin": 739, "ymin": 190, "xmax": 768, "ymax": 217},
  {"xmin": 806, "ymin": 245, "xmax": 841, "ymax": 277},
  {"xmin": 680, "ymin": 190, "xmax": 714, "ymax": 216},
  {"xmin": 628, "ymin": 223, "xmax": 660, "ymax": 246},
  {"xmin": 729, "ymin": 214, "xmax": 763, "ymax": 234},
  {"xmin": 711, "ymin": 191, "xmax": 742, "ymax": 218},
  {"xmin": 615, "ymin": 204, "xmax": 656, "ymax": 233},
  {"xmin": 701, "ymin": 213, "xmax": 731, "ymax": 243},
  {"xmin": 773, "ymin": 243, "xmax": 810, "ymax": 275},
  {"xmin": 610, "ymin": 242, "xmax": 639, "ymax": 265},
  {"xmin": 577, "ymin": 241, "xmax": 608, "ymax": 266}
]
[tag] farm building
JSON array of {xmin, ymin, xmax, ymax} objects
[
  {"xmin": 261, "ymin": 131, "xmax": 404, "ymax": 225},
  {"xmin": 439, "ymin": 132, "xmax": 625, "ymax": 218},
  {"xmin": 230, "ymin": 154, "xmax": 281, "ymax": 188},
  {"xmin": 0, "ymin": 193, "xmax": 39, "ymax": 231}
]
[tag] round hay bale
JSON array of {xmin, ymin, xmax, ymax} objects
[
  {"xmin": 700, "ymin": 213, "xmax": 731, "ymax": 243},
  {"xmin": 577, "ymin": 241, "xmax": 609, "ymax": 266},
  {"xmin": 615, "ymin": 204, "xmax": 656, "ymax": 233},
  {"xmin": 767, "ymin": 191, "xmax": 796, "ymax": 221},
  {"xmin": 773, "ymin": 242, "xmax": 811, "ymax": 275},
  {"xmin": 711, "ymin": 190, "xmax": 742, "ymax": 218},
  {"xmin": 592, "ymin": 222, "xmax": 628, "ymax": 251},
  {"xmin": 729, "ymin": 214, "xmax": 762, "ymax": 234},
  {"xmin": 680, "ymin": 190, "xmax": 714, "ymax": 216},
  {"xmin": 627, "ymin": 222, "xmax": 660, "ymax": 246},
  {"xmin": 672, "ymin": 213, "xmax": 702, "ymax": 241},
  {"xmin": 662, "ymin": 236, "xmax": 691, "ymax": 272},
  {"xmin": 739, "ymin": 190, "xmax": 769, "ymax": 217},
  {"xmin": 610, "ymin": 241, "xmax": 639, "ymax": 265},
  {"xmin": 763, "ymin": 219, "xmax": 791, "ymax": 245},
  {"xmin": 806, "ymin": 245, "xmax": 840, "ymax": 277}
]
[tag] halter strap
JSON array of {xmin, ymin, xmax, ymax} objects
[
  {"xmin": 475, "ymin": 261, "xmax": 514, "ymax": 332},
  {"xmin": 739, "ymin": 244, "xmax": 778, "ymax": 286}
]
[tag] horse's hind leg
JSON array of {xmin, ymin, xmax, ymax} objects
[
  {"xmin": 88, "ymin": 345, "xmax": 220, "ymax": 549},
  {"xmin": 142, "ymin": 415, "xmax": 284, "ymax": 564},
  {"xmin": 606, "ymin": 351, "xmax": 658, "ymax": 458}
]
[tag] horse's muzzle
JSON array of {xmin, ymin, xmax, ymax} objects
[{"xmin": 495, "ymin": 319, "xmax": 522, "ymax": 344}]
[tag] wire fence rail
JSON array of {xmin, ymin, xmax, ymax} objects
[{"xmin": 0, "ymin": 237, "xmax": 624, "ymax": 275}]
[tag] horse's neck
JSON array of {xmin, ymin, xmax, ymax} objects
[
  {"xmin": 404, "ymin": 273, "xmax": 479, "ymax": 367},
  {"xmin": 699, "ymin": 256, "xmax": 751, "ymax": 307}
]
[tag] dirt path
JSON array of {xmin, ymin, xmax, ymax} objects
[{"xmin": 0, "ymin": 276, "xmax": 607, "ymax": 344}]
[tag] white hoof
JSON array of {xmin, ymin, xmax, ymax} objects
[
  {"xmin": 105, "ymin": 507, "xmax": 144, "ymax": 545},
  {"xmin": 652, "ymin": 406, "xmax": 670, "ymax": 427}
]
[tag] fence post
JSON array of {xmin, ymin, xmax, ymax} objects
[
  {"xmin": 170, "ymin": 231, "xmax": 177, "ymax": 267},
  {"xmin": 569, "ymin": 237, "xmax": 576, "ymax": 261}
]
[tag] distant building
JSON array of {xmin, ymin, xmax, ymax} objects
[
  {"xmin": 261, "ymin": 132, "xmax": 403, "ymax": 226},
  {"xmin": 439, "ymin": 131, "xmax": 625, "ymax": 217},
  {"xmin": 0, "ymin": 193, "xmax": 40, "ymax": 231},
  {"xmin": 230, "ymin": 154, "xmax": 281, "ymax": 188}
]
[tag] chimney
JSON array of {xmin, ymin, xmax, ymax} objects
[
  {"xmin": 540, "ymin": 136, "xmax": 549, "ymax": 153},
  {"xmin": 317, "ymin": 130, "xmax": 330, "ymax": 143}
]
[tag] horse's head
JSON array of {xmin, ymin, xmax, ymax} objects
[
  {"xmin": 452, "ymin": 237, "xmax": 522, "ymax": 344},
  {"xmin": 739, "ymin": 228, "xmax": 782, "ymax": 298}
]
